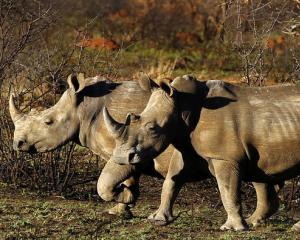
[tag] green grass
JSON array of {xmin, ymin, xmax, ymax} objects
[{"xmin": 0, "ymin": 182, "xmax": 299, "ymax": 240}]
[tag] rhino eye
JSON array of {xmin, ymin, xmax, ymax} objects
[
  {"xmin": 145, "ymin": 122, "xmax": 155, "ymax": 130},
  {"xmin": 145, "ymin": 122, "xmax": 159, "ymax": 134},
  {"xmin": 44, "ymin": 118, "xmax": 54, "ymax": 125}
]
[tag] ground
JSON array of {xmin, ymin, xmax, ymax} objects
[{"xmin": 0, "ymin": 177, "xmax": 299, "ymax": 240}]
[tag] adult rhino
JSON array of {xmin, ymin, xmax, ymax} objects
[
  {"xmin": 10, "ymin": 73, "xmax": 278, "ymax": 226},
  {"xmin": 103, "ymin": 75, "xmax": 299, "ymax": 231}
]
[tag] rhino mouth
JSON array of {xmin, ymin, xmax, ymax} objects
[
  {"xmin": 112, "ymin": 149, "xmax": 157, "ymax": 165},
  {"xmin": 33, "ymin": 140, "xmax": 56, "ymax": 153},
  {"xmin": 28, "ymin": 145, "xmax": 38, "ymax": 155}
]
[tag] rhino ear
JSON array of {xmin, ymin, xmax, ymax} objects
[
  {"xmin": 67, "ymin": 73, "xmax": 85, "ymax": 94},
  {"xmin": 138, "ymin": 73, "xmax": 159, "ymax": 92},
  {"xmin": 124, "ymin": 112, "xmax": 140, "ymax": 125},
  {"xmin": 158, "ymin": 79, "xmax": 175, "ymax": 97}
]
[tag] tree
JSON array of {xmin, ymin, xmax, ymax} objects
[{"xmin": 0, "ymin": 0, "xmax": 54, "ymax": 90}]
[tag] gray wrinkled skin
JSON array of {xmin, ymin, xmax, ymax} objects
[
  {"xmin": 10, "ymin": 73, "xmax": 156, "ymax": 215},
  {"xmin": 12, "ymin": 91, "xmax": 79, "ymax": 152},
  {"xmin": 105, "ymin": 75, "xmax": 299, "ymax": 231},
  {"xmin": 9, "ymin": 73, "xmax": 281, "ymax": 227}
]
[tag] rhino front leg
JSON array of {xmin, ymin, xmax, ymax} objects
[
  {"xmin": 97, "ymin": 159, "xmax": 139, "ymax": 217},
  {"xmin": 148, "ymin": 177, "xmax": 183, "ymax": 225},
  {"xmin": 213, "ymin": 160, "xmax": 248, "ymax": 231},
  {"xmin": 148, "ymin": 150, "xmax": 184, "ymax": 225},
  {"xmin": 246, "ymin": 182, "xmax": 280, "ymax": 227}
]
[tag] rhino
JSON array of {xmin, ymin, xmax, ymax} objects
[
  {"xmin": 103, "ymin": 75, "xmax": 299, "ymax": 231},
  {"xmin": 10, "ymin": 73, "xmax": 280, "ymax": 226}
]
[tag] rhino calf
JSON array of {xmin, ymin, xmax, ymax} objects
[{"xmin": 104, "ymin": 75, "xmax": 299, "ymax": 231}]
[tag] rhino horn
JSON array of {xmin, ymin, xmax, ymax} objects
[
  {"xmin": 9, "ymin": 94, "xmax": 23, "ymax": 122},
  {"xmin": 103, "ymin": 107, "xmax": 125, "ymax": 138}
]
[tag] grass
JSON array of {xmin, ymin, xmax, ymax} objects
[
  {"xmin": 0, "ymin": 178, "xmax": 299, "ymax": 240},
  {"xmin": 112, "ymin": 43, "xmax": 243, "ymax": 82}
]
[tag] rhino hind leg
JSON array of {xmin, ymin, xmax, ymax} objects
[
  {"xmin": 213, "ymin": 160, "xmax": 248, "ymax": 231},
  {"xmin": 246, "ymin": 182, "xmax": 281, "ymax": 227}
]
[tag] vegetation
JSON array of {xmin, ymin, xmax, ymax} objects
[{"xmin": 0, "ymin": 179, "xmax": 299, "ymax": 239}]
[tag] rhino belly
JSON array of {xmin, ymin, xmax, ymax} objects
[
  {"xmin": 251, "ymin": 145, "xmax": 300, "ymax": 181},
  {"xmin": 250, "ymin": 104, "xmax": 300, "ymax": 181}
]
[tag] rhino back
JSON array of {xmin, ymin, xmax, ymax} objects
[
  {"xmin": 79, "ymin": 79, "xmax": 152, "ymax": 121},
  {"xmin": 192, "ymin": 82, "xmax": 300, "ymax": 180},
  {"xmin": 78, "ymin": 80, "xmax": 150, "ymax": 155},
  {"xmin": 105, "ymin": 81, "xmax": 152, "ymax": 122}
]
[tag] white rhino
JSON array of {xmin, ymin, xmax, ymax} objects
[
  {"xmin": 10, "ymin": 73, "xmax": 280, "ymax": 226},
  {"xmin": 104, "ymin": 75, "xmax": 299, "ymax": 231}
]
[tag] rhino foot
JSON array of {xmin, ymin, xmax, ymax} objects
[
  {"xmin": 113, "ymin": 186, "xmax": 136, "ymax": 204},
  {"xmin": 104, "ymin": 203, "xmax": 133, "ymax": 219},
  {"xmin": 246, "ymin": 214, "xmax": 266, "ymax": 227},
  {"xmin": 291, "ymin": 221, "xmax": 300, "ymax": 232},
  {"xmin": 220, "ymin": 219, "xmax": 249, "ymax": 231},
  {"xmin": 148, "ymin": 210, "xmax": 174, "ymax": 226}
]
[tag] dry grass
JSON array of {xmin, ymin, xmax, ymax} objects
[{"xmin": 133, "ymin": 58, "xmax": 177, "ymax": 82}]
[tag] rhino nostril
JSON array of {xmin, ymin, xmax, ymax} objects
[
  {"xmin": 17, "ymin": 140, "xmax": 25, "ymax": 148},
  {"xmin": 128, "ymin": 152, "xmax": 136, "ymax": 162}
]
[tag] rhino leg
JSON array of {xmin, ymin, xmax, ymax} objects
[
  {"xmin": 246, "ymin": 182, "xmax": 281, "ymax": 227},
  {"xmin": 292, "ymin": 221, "xmax": 300, "ymax": 232},
  {"xmin": 212, "ymin": 160, "xmax": 248, "ymax": 231},
  {"xmin": 106, "ymin": 203, "xmax": 133, "ymax": 219},
  {"xmin": 97, "ymin": 159, "xmax": 139, "ymax": 217},
  {"xmin": 148, "ymin": 150, "xmax": 184, "ymax": 225}
]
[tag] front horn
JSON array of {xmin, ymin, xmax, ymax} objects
[
  {"xmin": 9, "ymin": 94, "xmax": 23, "ymax": 123},
  {"xmin": 103, "ymin": 107, "xmax": 125, "ymax": 138}
]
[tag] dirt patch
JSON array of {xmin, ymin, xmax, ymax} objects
[{"xmin": 0, "ymin": 178, "xmax": 299, "ymax": 239}]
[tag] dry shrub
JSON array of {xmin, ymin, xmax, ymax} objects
[
  {"xmin": 134, "ymin": 58, "xmax": 177, "ymax": 81},
  {"xmin": 0, "ymin": 3, "xmax": 121, "ymax": 194},
  {"xmin": 0, "ymin": 68, "xmax": 101, "ymax": 194},
  {"xmin": 77, "ymin": 37, "xmax": 119, "ymax": 51},
  {"xmin": 223, "ymin": 0, "xmax": 300, "ymax": 86}
]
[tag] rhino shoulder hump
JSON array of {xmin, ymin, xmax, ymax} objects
[
  {"xmin": 206, "ymin": 80, "xmax": 238, "ymax": 99},
  {"xmin": 205, "ymin": 80, "xmax": 226, "ymax": 89}
]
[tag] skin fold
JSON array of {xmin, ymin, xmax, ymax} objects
[
  {"xmin": 104, "ymin": 75, "xmax": 298, "ymax": 231},
  {"xmin": 9, "ymin": 73, "xmax": 281, "ymax": 226}
]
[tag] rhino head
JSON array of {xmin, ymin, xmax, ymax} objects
[
  {"xmin": 10, "ymin": 73, "xmax": 85, "ymax": 153},
  {"xmin": 103, "ymin": 75, "xmax": 180, "ymax": 165}
]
